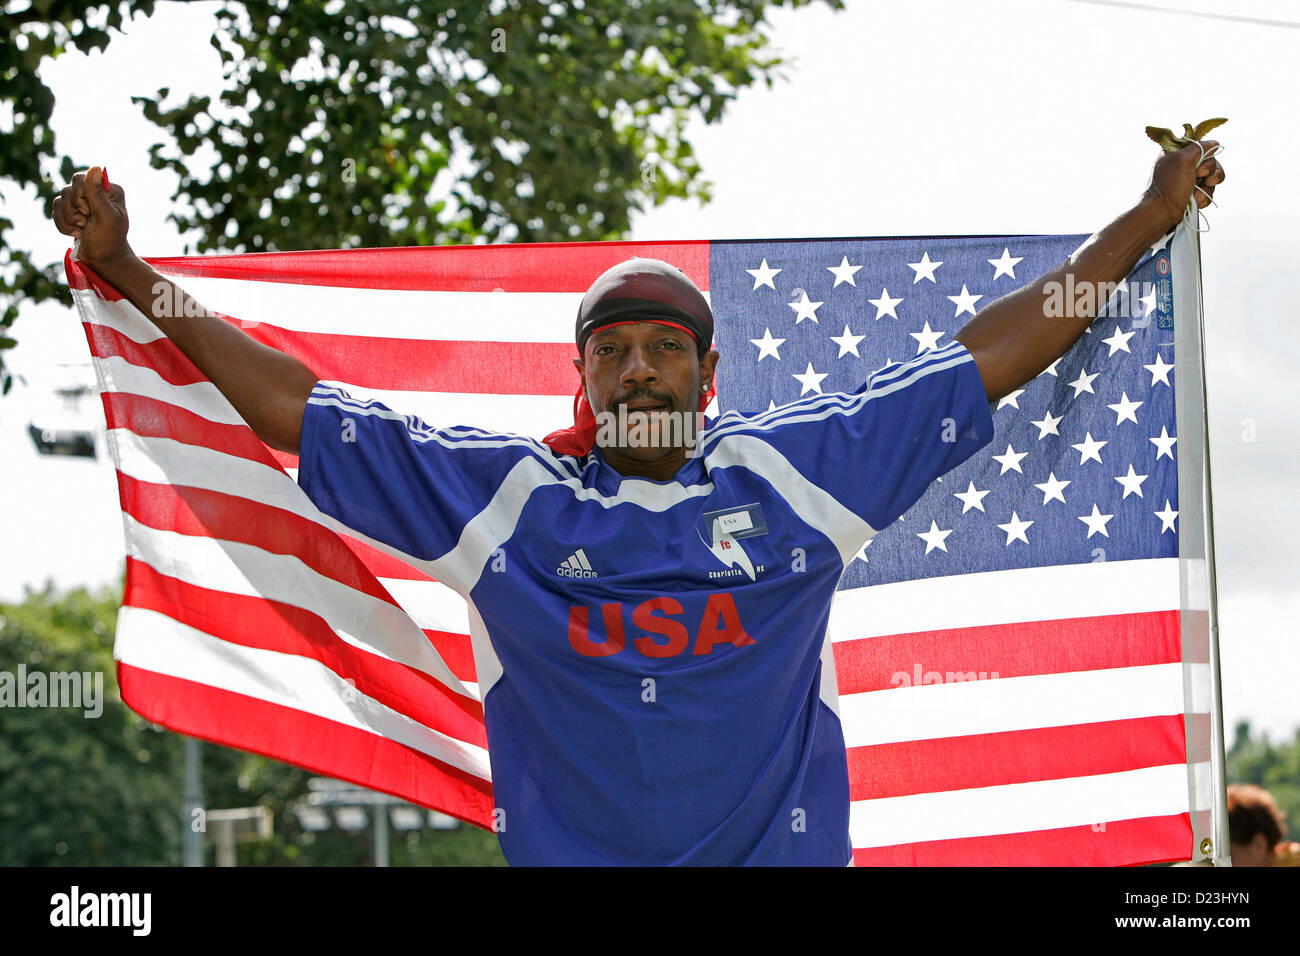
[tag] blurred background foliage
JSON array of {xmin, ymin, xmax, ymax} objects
[{"xmin": 0, "ymin": 577, "xmax": 506, "ymax": 865}]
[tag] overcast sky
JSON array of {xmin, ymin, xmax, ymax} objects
[{"xmin": 3, "ymin": 0, "xmax": 1297, "ymax": 741}]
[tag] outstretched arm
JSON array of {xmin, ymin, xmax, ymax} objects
[
  {"xmin": 52, "ymin": 166, "xmax": 319, "ymax": 454},
  {"xmin": 954, "ymin": 140, "xmax": 1226, "ymax": 402}
]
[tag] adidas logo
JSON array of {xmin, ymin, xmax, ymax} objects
[{"xmin": 556, "ymin": 548, "xmax": 599, "ymax": 578}]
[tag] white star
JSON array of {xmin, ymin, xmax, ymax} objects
[
  {"xmin": 746, "ymin": 258, "xmax": 781, "ymax": 290},
  {"xmin": 750, "ymin": 327, "xmax": 786, "ymax": 361},
  {"xmin": 1030, "ymin": 410, "xmax": 1064, "ymax": 439},
  {"xmin": 792, "ymin": 362, "xmax": 828, "ymax": 395},
  {"xmin": 1107, "ymin": 391, "xmax": 1143, "ymax": 425},
  {"xmin": 909, "ymin": 320, "xmax": 944, "ymax": 353},
  {"xmin": 908, "ymin": 251, "xmax": 942, "ymax": 284},
  {"xmin": 1148, "ymin": 232, "xmax": 1171, "ymax": 258},
  {"xmin": 1101, "ymin": 325, "xmax": 1137, "ymax": 356},
  {"xmin": 853, "ymin": 538, "xmax": 873, "ymax": 564},
  {"xmin": 830, "ymin": 324, "xmax": 866, "ymax": 358},
  {"xmin": 767, "ymin": 399, "xmax": 777, "ymax": 411},
  {"xmin": 996, "ymin": 388, "xmax": 1026, "ymax": 410},
  {"xmin": 1137, "ymin": 287, "xmax": 1157, "ymax": 318},
  {"xmin": 1144, "ymin": 353, "xmax": 1174, "ymax": 387},
  {"xmin": 988, "ymin": 247, "xmax": 1023, "ymax": 280},
  {"xmin": 917, "ymin": 520, "xmax": 954, "ymax": 554},
  {"xmin": 1071, "ymin": 432, "xmax": 1107, "ymax": 465},
  {"xmin": 788, "ymin": 291, "xmax": 823, "ymax": 324},
  {"xmin": 827, "ymin": 256, "xmax": 863, "ymax": 287},
  {"xmin": 1155, "ymin": 499, "xmax": 1179, "ymax": 534},
  {"xmin": 1150, "ymin": 426, "xmax": 1177, "ymax": 461},
  {"xmin": 948, "ymin": 284, "xmax": 983, "ymax": 318},
  {"xmin": 868, "ymin": 287, "xmax": 903, "ymax": 320},
  {"xmin": 1043, "ymin": 358, "xmax": 1060, "ymax": 378},
  {"xmin": 953, "ymin": 481, "xmax": 991, "ymax": 514},
  {"xmin": 1068, "ymin": 367, "xmax": 1099, "ymax": 397},
  {"xmin": 1115, "ymin": 464, "xmax": 1149, "ymax": 499},
  {"xmin": 997, "ymin": 511, "xmax": 1034, "ymax": 545},
  {"xmin": 991, "ymin": 443, "xmax": 1028, "ymax": 475},
  {"xmin": 1078, "ymin": 504, "xmax": 1114, "ymax": 539},
  {"xmin": 1034, "ymin": 472, "xmax": 1071, "ymax": 505}
]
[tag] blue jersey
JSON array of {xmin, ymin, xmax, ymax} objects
[{"xmin": 297, "ymin": 340, "xmax": 994, "ymax": 865}]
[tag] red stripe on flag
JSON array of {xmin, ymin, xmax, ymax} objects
[
  {"xmin": 833, "ymin": 610, "xmax": 1182, "ymax": 694},
  {"xmin": 102, "ymin": 391, "xmax": 275, "ymax": 464},
  {"xmin": 66, "ymin": 249, "xmax": 124, "ymax": 300},
  {"xmin": 245, "ymin": 324, "xmax": 579, "ymax": 395},
  {"xmin": 851, "ymin": 814, "xmax": 1193, "ymax": 866},
  {"xmin": 270, "ymin": 448, "xmax": 299, "ymax": 470},
  {"xmin": 425, "ymin": 629, "xmax": 476, "ymax": 684},
  {"xmin": 125, "ymin": 558, "xmax": 484, "ymax": 732},
  {"xmin": 846, "ymin": 715, "xmax": 1193, "ymax": 801},
  {"xmin": 117, "ymin": 662, "xmax": 494, "ymax": 829},
  {"xmin": 85, "ymin": 321, "xmax": 206, "ymax": 386},
  {"xmin": 102, "ymin": 392, "xmax": 439, "ymax": 586},
  {"xmin": 118, "ymin": 473, "xmax": 401, "ymax": 609},
  {"xmin": 85, "ymin": 307, "xmax": 579, "ymax": 397},
  {"xmin": 143, "ymin": 240, "xmax": 712, "ymax": 292},
  {"xmin": 335, "ymin": 533, "xmax": 435, "ymax": 582}
]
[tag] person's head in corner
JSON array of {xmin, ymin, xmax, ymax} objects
[{"xmin": 1227, "ymin": 783, "xmax": 1288, "ymax": 866}]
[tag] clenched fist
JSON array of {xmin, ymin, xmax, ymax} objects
[
  {"xmin": 50, "ymin": 166, "xmax": 133, "ymax": 270},
  {"xmin": 1144, "ymin": 139, "xmax": 1226, "ymax": 231}
]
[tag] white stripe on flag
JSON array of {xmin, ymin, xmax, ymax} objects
[
  {"xmin": 303, "ymin": 384, "xmax": 574, "ymax": 438},
  {"xmin": 97, "ymin": 354, "xmax": 244, "ymax": 426},
  {"xmin": 377, "ymin": 578, "xmax": 471, "ymax": 635},
  {"xmin": 122, "ymin": 514, "xmax": 474, "ymax": 699},
  {"xmin": 115, "ymin": 606, "xmax": 491, "ymax": 781},
  {"xmin": 155, "ymin": 276, "xmax": 710, "ymax": 341},
  {"xmin": 848, "ymin": 762, "xmax": 1196, "ymax": 849},
  {"xmin": 838, "ymin": 662, "xmax": 1191, "ymax": 749},
  {"xmin": 829, "ymin": 557, "xmax": 1178, "ymax": 640}
]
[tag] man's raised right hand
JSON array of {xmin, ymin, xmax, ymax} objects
[
  {"xmin": 48, "ymin": 164, "xmax": 318, "ymax": 455},
  {"xmin": 51, "ymin": 165, "xmax": 133, "ymax": 270}
]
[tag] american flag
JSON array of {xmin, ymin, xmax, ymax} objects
[{"xmin": 65, "ymin": 226, "xmax": 1215, "ymax": 865}]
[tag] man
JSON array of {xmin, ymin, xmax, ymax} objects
[{"xmin": 51, "ymin": 142, "xmax": 1224, "ymax": 865}]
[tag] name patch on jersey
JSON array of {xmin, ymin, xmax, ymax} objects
[
  {"xmin": 698, "ymin": 503, "xmax": 767, "ymax": 581},
  {"xmin": 702, "ymin": 503, "xmax": 768, "ymax": 540}
]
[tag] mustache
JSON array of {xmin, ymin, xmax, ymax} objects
[{"xmin": 610, "ymin": 388, "xmax": 678, "ymax": 409}]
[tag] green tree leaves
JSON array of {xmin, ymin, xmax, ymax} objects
[
  {"xmin": 0, "ymin": 581, "xmax": 507, "ymax": 865},
  {"xmin": 0, "ymin": 579, "xmax": 185, "ymax": 865},
  {"xmin": 0, "ymin": 2, "xmax": 159, "ymax": 397},
  {"xmin": 3, "ymin": 0, "xmax": 840, "ymax": 394}
]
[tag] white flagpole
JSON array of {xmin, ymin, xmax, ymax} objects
[{"xmin": 1169, "ymin": 205, "xmax": 1230, "ymax": 866}]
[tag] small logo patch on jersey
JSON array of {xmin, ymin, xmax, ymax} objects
[
  {"xmin": 556, "ymin": 548, "xmax": 598, "ymax": 578},
  {"xmin": 698, "ymin": 504, "xmax": 767, "ymax": 582}
]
